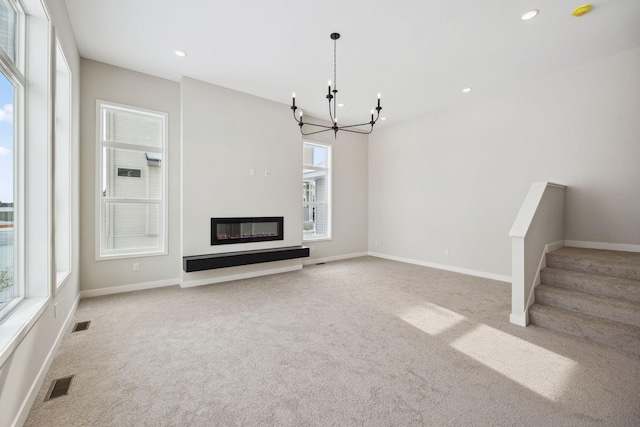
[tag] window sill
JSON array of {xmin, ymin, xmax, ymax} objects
[
  {"xmin": 303, "ymin": 237, "xmax": 332, "ymax": 243},
  {"xmin": 96, "ymin": 249, "xmax": 168, "ymax": 262},
  {"xmin": 0, "ymin": 297, "xmax": 49, "ymax": 367},
  {"xmin": 55, "ymin": 270, "xmax": 71, "ymax": 295}
]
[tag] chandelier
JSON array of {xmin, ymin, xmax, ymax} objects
[{"xmin": 291, "ymin": 33, "xmax": 382, "ymax": 137}]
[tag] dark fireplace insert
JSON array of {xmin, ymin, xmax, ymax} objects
[{"xmin": 211, "ymin": 217, "xmax": 284, "ymax": 245}]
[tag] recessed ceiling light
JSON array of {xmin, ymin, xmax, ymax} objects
[
  {"xmin": 338, "ymin": 103, "xmax": 345, "ymax": 107},
  {"xmin": 521, "ymin": 9, "xmax": 539, "ymax": 20},
  {"xmin": 174, "ymin": 50, "xmax": 187, "ymax": 57},
  {"xmin": 573, "ymin": 4, "xmax": 592, "ymax": 17},
  {"xmin": 462, "ymin": 87, "xmax": 472, "ymax": 93},
  {"xmin": 380, "ymin": 117, "xmax": 387, "ymax": 121}
]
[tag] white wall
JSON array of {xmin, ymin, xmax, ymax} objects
[
  {"xmin": 369, "ymin": 48, "xmax": 640, "ymax": 278},
  {"xmin": 79, "ymin": 59, "xmax": 181, "ymax": 292},
  {"xmin": 303, "ymin": 129, "xmax": 369, "ymax": 263},
  {"xmin": 180, "ymin": 77, "xmax": 303, "ymax": 284},
  {"xmin": 0, "ymin": 0, "xmax": 81, "ymax": 425}
]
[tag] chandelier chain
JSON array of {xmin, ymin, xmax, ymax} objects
[{"xmin": 333, "ymin": 39, "xmax": 337, "ymax": 91}]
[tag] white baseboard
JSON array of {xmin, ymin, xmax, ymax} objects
[
  {"xmin": 13, "ymin": 293, "xmax": 81, "ymax": 427},
  {"xmin": 367, "ymin": 252, "xmax": 511, "ymax": 283},
  {"xmin": 510, "ymin": 312, "xmax": 528, "ymax": 327},
  {"xmin": 180, "ymin": 265, "xmax": 302, "ymax": 288},
  {"xmin": 302, "ymin": 251, "xmax": 368, "ymax": 266},
  {"xmin": 565, "ymin": 240, "xmax": 640, "ymax": 253},
  {"xmin": 79, "ymin": 278, "xmax": 179, "ymax": 298},
  {"xmin": 547, "ymin": 240, "xmax": 565, "ymax": 252}
]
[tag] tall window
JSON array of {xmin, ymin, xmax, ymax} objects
[
  {"xmin": 97, "ymin": 101, "xmax": 167, "ymax": 259},
  {"xmin": 303, "ymin": 141, "xmax": 331, "ymax": 240},
  {"xmin": 0, "ymin": 0, "xmax": 22, "ymax": 319},
  {"xmin": 54, "ymin": 38, "xmax": 71, "ymax": 287}
]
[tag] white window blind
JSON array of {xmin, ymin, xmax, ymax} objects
[
  {"xmin": 0, "ymin": 0, "xmax": 16, "ymax": 61},
  {"xmin": 97, "ymin": 101, "xmax": 167, "ymax": 259}
]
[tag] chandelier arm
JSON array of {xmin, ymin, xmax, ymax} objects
[
  {"xmin": 340, "ymin": 127, "xmax": 374, "ymax": 135},
  {"xmin": 300, "ymin": 128, "xmax": 333, "ymax": 136},
  {"xmin": 338, "ymin": 122, "xmax": 376, "ymax": 130},
  {"xmin": 300, "ymin": 121, "xmax": 334, "ymax": 130}
]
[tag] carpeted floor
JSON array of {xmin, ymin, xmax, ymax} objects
[{"xmin": 25, "ymin": 257, "xmax": 640, "ymax": 426}]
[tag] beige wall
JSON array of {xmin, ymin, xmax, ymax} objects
[
  {"xmin": 303, "ymin": 128, "xmax": 369, "ymax": 262},
  {"xmin": 79, "ymin": 59, "xmax": 182, "ymax": 291},
  {"xmin": 180, "ymin": 77, "xmax": 303, "ymax": 283},
  {"xmin": 369, "ymin": 48, "xmax": 640, "ymax": 278}
]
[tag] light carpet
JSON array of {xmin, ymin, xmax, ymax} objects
[{"xmin": 25, "ymin": 257, "xmax": 640, "ymax": 426}]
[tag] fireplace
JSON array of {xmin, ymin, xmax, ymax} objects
[{"xmin": 211, "ymin": 217, "xmax": 284, "ymax": 245}]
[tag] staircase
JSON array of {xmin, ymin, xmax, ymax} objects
[{"xmin": 528, "ymin": 247, "xmax": 640, "ymax": 358}]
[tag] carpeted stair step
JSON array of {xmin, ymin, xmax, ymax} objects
[
  {"xmin": 540, "ymin": 268, "xmax": 640, "ymax": 303},
  {"xmin": 528, "ymin": 304, "xmax": 640, "ymax": 358},
  {"xmin": 535, "ymin": 285, "xmax": 640, "ymax": 327},
  {"xmin": 546, "ymin": 247, "xmax": 640, "ymax": 281}
]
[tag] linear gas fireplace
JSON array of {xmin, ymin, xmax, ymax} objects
[{"xmin": 211, "ymin": 217, "xmax": 284, "ymax": 245}]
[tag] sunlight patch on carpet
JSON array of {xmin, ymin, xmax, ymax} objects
[
  {"xmin": 400, "ymin": 303, "xmax": 467, "ymax": 335},
  {"xmin": 449, "ymin": 324, "xmax": 577, "ymax": 401}
]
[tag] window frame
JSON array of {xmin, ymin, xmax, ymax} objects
[
  {"xmin": 302, "ymin": 140, "xmax": 332, "ymax": 242},
  {"xmin": 0, "ymin": 0, "xmax": 25, "ymax": 323},
  {"xmin": 53, "ymin": 35, "xmax": 72, "ymax": 292},
  {"xmin": 95, "ymin": 100, "xmax": 168, "ymax": 260},
  {"xmin": 0, "ymin": 0, "xmax": 55, "ymax": 367}
]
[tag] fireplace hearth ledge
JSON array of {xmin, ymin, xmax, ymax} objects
[{"xmin": 183, "ymin": 246, "xmax": 310, "ymax": 272}]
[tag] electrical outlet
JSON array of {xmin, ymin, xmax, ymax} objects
[
  {"xmin": 264, "ymin": 170, "xmax": 270, "ymax": 177},
  {"xmin": 444, "ymin": 249, "xmax": 449, "ymax": 256},
  {"xmin": 375, "ymin": 240, "xmax": 379, "ymax": 246},
  {"xmin": 250, "ymin": 169, "xmax": 255, "ymax": 176},
  {"xmin": 133, "ymin": 263, "xmax": 140, "ymax": 271}
]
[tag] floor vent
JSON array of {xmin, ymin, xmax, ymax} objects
[
  {"xmin": 72, "ymin": 321, "xmax": 91, "ymax": 332},
  {"xmin": 45, "ymin": 375, "xmax": 74, "ymax": 401}
]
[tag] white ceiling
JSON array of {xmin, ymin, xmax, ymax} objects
[{"xmin": 64, "ymin": 0, "xmax": 640, "ymax": 126}]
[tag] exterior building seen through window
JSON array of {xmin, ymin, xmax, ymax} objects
[
  {"xmin": 303, "ymin": 141, "xmax": 331, "ymax": 240},
  {"xmin": 97, "ymin": 101, "xmax": 167, "ymax": 259}
]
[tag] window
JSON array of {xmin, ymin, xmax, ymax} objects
[
  {"xmin": 0, "ymin": 0, "xmax": 22, "ymax": 320},
  {"xmin": 97, "ymin": 101, "xmax": 167, "ymax": 259},
  {"xmin": 54, "ymin": 38, "xmax": 71, "ymax": 288},
  {"xmin": 303, "ymin": 141, "xmax": 331, "ymax": 240}
]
